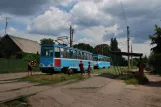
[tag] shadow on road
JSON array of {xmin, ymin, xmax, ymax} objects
[
  {"xmin": 146, "ymin": 81, "xmax": 161, "ymax": 87},
  {"xmin": 97, "ymin": 73, "xmax": 118, "ymax": 79}
]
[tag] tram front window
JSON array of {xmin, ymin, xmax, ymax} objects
[
  {"xmin": 93, "ymin": 57, "xmax": 98, "ymax": 61},
  {"xmin": 41, "ymin": 46, "xmax": 53, "ymax": 57}
]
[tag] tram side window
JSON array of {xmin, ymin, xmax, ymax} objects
[
  {"xmin": 61, "ymin": 48, "xmax": 67, "ymax": 58},
  {"xmin": 84, "ymin": 53, "xmax": 87, "ymax": 60},
  {"xmin": 90, "ymin": 54, "xmax": 92, "ymax": 60},
  {"xmin": 78, "ymin": 52, "xmax": 80, "ymax": 59},
  {"xmin": 87, "ymin": 54, "xmax": 90, "ymax": 60},
  {"xmin": 67, "ymin": 49, "xmax": 70, "ymax": 58},
  {"xmin": 82, "ymin": 52, "xmax": 84, "ymax": 59},
  {"xmin": 70, "ymin": 50, "xmax": 73, "ymax": 58},
  {"xmin": 87, "ymin": 53, "xmax": 89, "ymax": 60},
  {"xmin": 55, "ymin": 47, "xmax": 60, "ymax": 58},
  {"xmin": 73, "ymin": 50, "xmax": 77, "ymax": 59}
]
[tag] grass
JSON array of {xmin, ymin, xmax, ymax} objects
[
  {"xmin": 118, "ymin": 74, "xmax": 149, "ymax": 85},
  {"xmin": 18, "ymin": 74, "xmax": 87, "ymax": 85},
  {"xmin": 0, "ymin": 96, "xmax": 31, "ymax": 107},
  {"xmin": 93, "ymin": 67, "xmax": 149, "ymax": 85},
  {"xmin": 92, "ymin": 67, "xmax": 117, "ymax": 74}
]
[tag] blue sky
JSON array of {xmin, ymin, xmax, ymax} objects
[{"xmin": 0, "ymin": 0, "xmax": 160, "ymax": 56}]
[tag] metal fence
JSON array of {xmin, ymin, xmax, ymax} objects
[{"xmin": 0, "ymin": 59, "xmax": 28, "ymax": 73}]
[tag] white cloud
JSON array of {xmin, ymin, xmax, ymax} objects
[
  {"xmin": 1, "ymin": 0, "xmax": 158, "ymax": 56},
  {"xmin": 27, "ymin": 7, "xmax": 71, "ymax": 36},
  {"xmin": 0, "ymin": 27, "xmax": 56, "ymax": 43}
]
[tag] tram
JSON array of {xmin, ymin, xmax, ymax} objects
[
  {"xmin": 93, "ymin": 54, "xmax": 110, "ymax": 69},
  {"xmin": 40, "ymin": 44, "xmax": 94, "ymax": 74}
]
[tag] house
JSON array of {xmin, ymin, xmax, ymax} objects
[{"xmin": 0, "ymin": 34, "xmax": 40, "ymax": 54}]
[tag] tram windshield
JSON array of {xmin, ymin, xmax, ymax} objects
[{"xmin": 41, "ymin": 46, "xmax": 53, "ymax": 57}]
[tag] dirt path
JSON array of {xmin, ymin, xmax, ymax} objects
[
  {"xmin": 29, "ymin": 73, "xmax": 161, "ymax": 107},
  {"xmin": 0, "ymin": 72, "xmax": 42, "ymax": 81}
]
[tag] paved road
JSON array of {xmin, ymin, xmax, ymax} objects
[
  {"xmin": 29, "ymin": 73, "xmax": 161, "ymax": 107},
  {"xmin": 0, "ymin": 72, "xmax": 42, "ymax": 81},
  {"xmin": 0, "ymin": 72, "xmax": 49, "ymax": 103},
  {"xmin": 0, "ymin": 72, "xmax": 161, "ymax": 107}
]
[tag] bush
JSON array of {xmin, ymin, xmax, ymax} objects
[{"xmin": 119, "ymin": 74, "xmax": 149, "ymax": 85}]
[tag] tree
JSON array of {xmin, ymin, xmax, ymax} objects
[
  {"xmin": 142, "ymin": 55, "xmax": 148, "ymax": 64},
  {"xmin": 94, "ymin": 44, "xmax": 110, "ymax": 56},
  {"xmin": 40, "ymin": 38, "xmax": 54, "ymax": 44},
  {"xmin": 110, "ymin": 38, "xmax": 119, "ymax": 51},
  {"xmin": 149, "ymin": 24, "xmax": 161, "ymax": 74},
  {"xmin": 110, "ymin": 38, "xmax": 124, "ymax": 66},
  {"xmin": 73, "ymin": 43, "xmax": 94, "ymax": 53}
]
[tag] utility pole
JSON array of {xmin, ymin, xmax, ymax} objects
[
  {"xmin": 127, "ymin": 26, "xmax": 130, "ymax": 70},
  {"xmin": 131, "ymin": 45, "xmax": 133, "ymax": 67},
  {"xmin": 69, "ymin": 26, "xmax": 74, "ymax": 47},
  {"xmin": 70, "ymin": 26, "xmax": 72, "ymax": 47},
  {"xmin": 2, "ymin": 16, "xmax": 11, "ymax": 35},
  {"xmin": 71, "ymin": 28, "xmax": 74, "ymax": 47}
]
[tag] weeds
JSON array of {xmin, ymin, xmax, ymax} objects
[
  {"xmin": 0, "ymin": 95, "xmax": 31, "ymax": 107},
  {"xmin": 18, "ymin": 74, "xmax": 87, "ymax": 85},
  {"xmin": 118, "ymin": 74, "xmax": 149, "ymax": 85}
]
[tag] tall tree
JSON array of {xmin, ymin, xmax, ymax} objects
[
  {"xmin": 110, "ymin": 38, "xmax": 119, "ymax": 51},
  {"xmin": 94, "ymin": 44, "xmax": 110, "ymax": 56},
  {"xmin": 110, "ymin": 38, "xmax": 124, "ymax": 66},
  {"xmin": 40, "ymin": 38, "xmax": 54, "ymax": 44},
  {"xmin": 149, "ymin": 24, "xmax": 161, "ymax": 73},
  {"xmin": 73, "ymin": 43, "xmax": 94, "ymax": 53}
]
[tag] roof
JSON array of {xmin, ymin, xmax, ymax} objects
[
  {"xmin": 8, "ymin": 35, "xmax": 40, "ymax": 54},
  {"xmin": 109, "ymin": 51, "xmax": 143, "ymax": 57},
  {"xmin": 93, "ymin": 54, "xmax": 110, "ymax": 57}
]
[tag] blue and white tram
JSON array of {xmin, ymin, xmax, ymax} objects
[
  {"xmin": 93, "ymin": 54, "xmax": 110, "ymax": 69},
  {"xmin": 40, "ymin": 44, "xmax": 94, "ymax": 74}
]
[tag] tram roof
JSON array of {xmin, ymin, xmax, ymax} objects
[
  {"xmin": 41, "ymin": 44, "xmax": 92, "ymax": 54},
  {"xmin": 93, "ymin": 54, "xmax": 110, "ymax": 58}
]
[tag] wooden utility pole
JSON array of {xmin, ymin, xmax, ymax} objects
[
  {"xmin": 127, "ymin": 26, "xmax": 130, "ymax": 70},
  {"xmin": 70, "ymin": 26, "xmax": 72, "ymax": 47},
  {"xmin": 131, "ymin": 45, "xmax": 133, "ymax": 67},
  {"xmin": 71, "ymin": 28, "xmax": 74, "ymax": 47},
  {"xmin": 70, "ymin": 26, "xmax": 74, "ymax": 47}
]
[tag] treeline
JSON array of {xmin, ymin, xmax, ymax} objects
[
  {"xmin": 73, "ymin": 38, "xmax": 128, "ymax": 66},
  {"xmin": 148, "ymin": 25, "xmax": 161, "ymax": 74}
]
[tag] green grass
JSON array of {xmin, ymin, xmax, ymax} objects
[
  {"xmin": 118, "ymin": 74, "xmax": 149, "ymax": 85},
  {"xmin": 92, "ymin": 67, "xmax": 117, "ymax": 74},
  {"xmin": 18, "ymin": 74, "xmax": 87, "ymax": 85},
  {"xmin": 130, "ymin": 66, "xmax": 138, "ymax": 69},
  {"xmin": 0, "ymin": 95, "xmax": 31, "ymax": 107}
]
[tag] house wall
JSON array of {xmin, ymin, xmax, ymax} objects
[{"xmin": 1, "ymin": 35, "xmax": 21, "ymax": 53}]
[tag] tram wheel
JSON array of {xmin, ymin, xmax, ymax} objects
[{"xmin": 67, "ymin": 69, "xmax": 73, "ymax": 75}]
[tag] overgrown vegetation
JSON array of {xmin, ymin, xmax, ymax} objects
[
  {"xmin": 18, "ymin": 74, "xmax": 87, "ymax": 85},
  {"xmin": 0, "ymin": 95, "xmax": 31, "ymax": 107},
  {"xmin": 148, "ymin": 25, "xmax": 161, "ymax": 74},
  {"xmin": 118, "ymin": 74, "xmax": 149, "ymax": 85}
]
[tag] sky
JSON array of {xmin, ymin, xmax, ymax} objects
[{"xmin": 0, "ymin": 0, "xmax": 160, "ymax": 56}]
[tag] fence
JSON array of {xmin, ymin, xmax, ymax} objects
[{"xmin": 0, "ymin": 59, "xmax": 28, "ymax": 73}]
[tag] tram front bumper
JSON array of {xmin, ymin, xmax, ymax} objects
[{"xmin": 40, "ymin": 67, "xmax": 55, "ymax": 73}]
